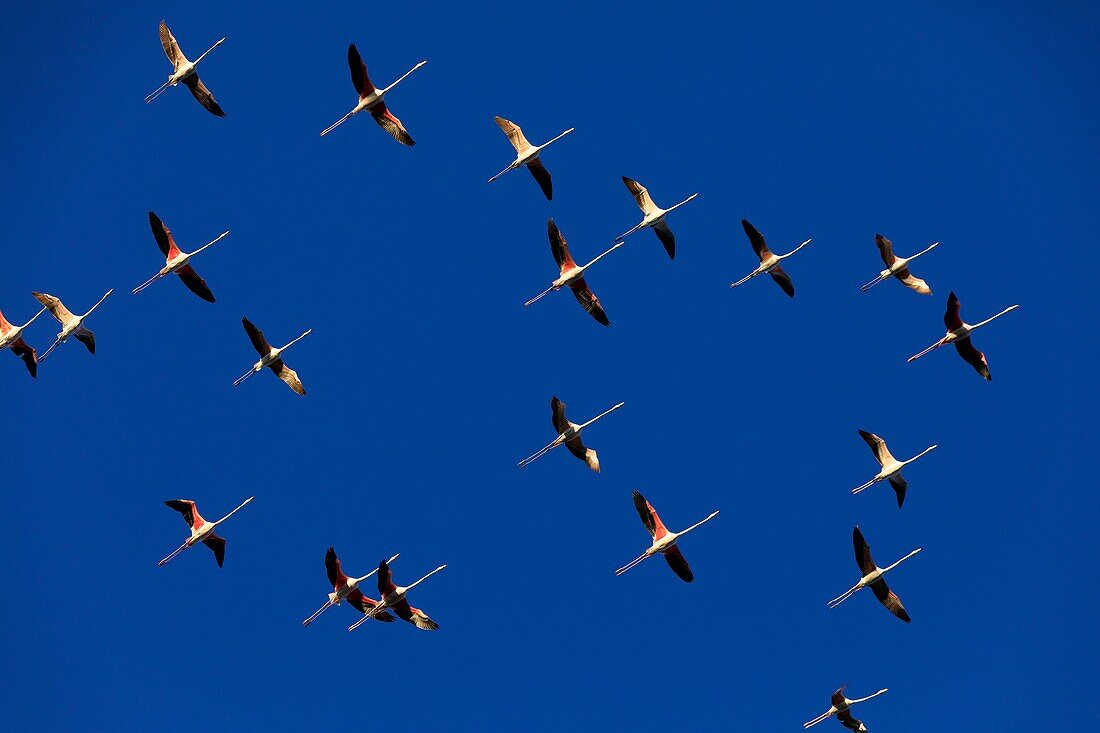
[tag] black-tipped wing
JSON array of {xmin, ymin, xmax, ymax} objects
[
  {"xmin": 663, "ymin": 545, "xmax": 694, "ymax": 582},
  {"xmin": 158, "ymin": 21, "xmax": 186, "ymax": 68},
  {"xmin": 268, "ymin": 358, "xmax": 306, "ymax": 395},
  {"xmin": 393, "ymin": 600, "xmax": 439, "ymax": 630},
  {"xmin": 494, "ymin": 116, "xmax": 531, "ymax": 153},
  {"xmin": 858, "ymin": 430, "xmax": 894, "ymax": 466},
  {"xmin": 954, "ymin": 337, "xmax": 991, "ymax": 380},
  {"xmin": 202, "ymin": 534, "xmax": 226, "ymax": 567},
  {"xmin": 653, "ymin": 221, "xmax": 675, "ymax": 259},
  {"xmin": 888, "ymin": 473, "xmax": 908, "ymax": 507},
  {"xmin": 563, "ymin": 434, "xmax": 591, "ymax": 464},
  {"xmin": 325, "ymin": 547, "xmax": 344, "ymax": 587},
  {"xmin": 874, "ymin": 234, "xmax": 897, "ymax": 267},
  {"xmin": 622, "ymin": 176, "xmax": 657, "ymax": 215},
  {"xmin": 242, "ymin": 318, "xmax": 272, "ymax": 356},
  {"xmin": 871, "ymin": 578, "xmax": 911, "ymax": 622},
  {"xmin": 371, "ymin": 102, "xmax": 415, "ymax": 146},
  {"xmin": 377, "ymin": 559, "xmax": 397, "ymax": 596},
  {"xmin": 526, "ymin": 158, "xmax": 553, "ymax": 200},
  {"xmin": 632, "ymin": 490, "xmax": 657, "ymax": 538},
  {"xmin": 836, "ymin": 709, "xmax": 867, "ymax": 731},
  {"xmin": 547, "ymin": 220, "xmax": 575, "ymax": 269},
  {"xmin": 347, "ymin": 44, "xmax": 375, "ymax": 97},
  {"xmin": 852, "ymin": 526, "xmax": 876, "ymax": 576},
  {"xmin": 569, "ymin": 277, "xmax": 610, "ymax": 326},
  {"xmin": 149, "ymin": 211, "xmax": 175, "ymax": 257},
  {"xmin": 769, "ymin": 265, "xmax": 795, "ymax": 297},
  {"xmin": 182, "ymin": 74, "xmax": 225, "ymax": 117},
  {"xmin": 944, "ymin": 291, "xmax": 963, "ymax": 330},
  {"xmin": 164, "ymin": 499, "xmax": 198, "ymax": 528},
  {"xmin": 9, "ymin": 339, "xmax": 37, "ymax": 378},
  {"xmin": 175, "ymin": 264, "xmax": 215, "ymax": 302},
  {"xmin": 73, "ymin": 327, "xmax": 96, "ymax": 354},
  {"xmin": 346, "ymin": 590, "xmax": 394, "ymax": 621},
  {"xmin": 831, "ymin": 686, "xmax": 848, "ymax": 708},
  {"xmin": 550, "ymin": 396, "xmax": 569, "ymax": 435},
  {"xmin": 741, "ymin": 219, "xmax": 772, "ymax": 260}
]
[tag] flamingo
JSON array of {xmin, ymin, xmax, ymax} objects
[
  {"xmin": 132, "ymin": 212, "xmax": 229, "ymax": 301},
  {"xmin": 729, "ymin": 219, "xmax": 812, "ymax": 297},
  {"xmin": 860, "ymin": 235, "xmax": 938, "ymax": 294},
  {"xmin": 320, "ymin": 44, "xmax": 426, "ymax": 144},
  {"xmin": 34, "ymin": 290, "xmax": 113, "ymax": 362},
  {"xmin": 159, "ymin": 497, "xmax": 253, "ymax": 567},
  {"xmin": 0, "ymin": 305, "xmax": 47, "ymax": 378},
  {"xmin": 614, "ymin": 491, "xmax": 719, "ymax": 582},
  {"xmin": 525, "ymin": 219, "xmax": 622, "ymax": 326},
  {"xmin": 617, "ymin": 177, "xmax": 699, "ymax": 260},
  {"xmin": 803, "ymin": 684, "xmax": 889, "ymax": 730},
  {"xmin": 488, "ymin": 116, "xmax": 573, "ymax": 200},
  {"xmin": 518, "ymin": 396, "xmax": 625, "ymax": 472},
  {"xmin": 907, "ymin": 291, "xmax": 1019, "ymax": 380},
  {"xmin": 233, "ymin": 317, "xmax": 311, "ymax": 395},
  {"xmin": 852, "ymin": 430, "xmax": 937, "ymax": 507},
  {"xmin": 348, "ymin": 558, "xmax": 445, "ymax": 632},
  {"xmin": 828, "ymin": 526, "xmax": 921, "ymax": 622},
  {"xmin": 302, "ymin": 549, "xmax": 400, "ymax": 626},
  {"xmin": 144, "ymin": 21, "xmax": 226, "ymax": 117}
]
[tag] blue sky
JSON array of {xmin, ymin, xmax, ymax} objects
[{"xmin": 1, "ymin": 1, "xmax": 1097, "ymax": 730}]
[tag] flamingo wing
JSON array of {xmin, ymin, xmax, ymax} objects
[
  {"xmin": 494, "ymin": 116, "xmax": 532, "ymax": 153},
  {"xmin": 569, "ymin": 277, "xmax": 610, "ymax": 326},
  {"xmin": 663, "ymin": 545, "xmax": 694, "ymax": 583},
  {"xmin": 550, "ymin": 396, "xmax": 570, "ymax": 435},
  {"xmin": 894, "ymin": 267, "xmax": 931, "ymax": 295},
  {"xmin": 164, "ymin": 499, "xmax": 202, "ymax": 529},
  {"xmin": 852, "ymin": 526, "xmax": 877, "ymax": 576},
  {"xmin": 831, "ymin": 685, "xmax": 848, "ymax": 708},
  {"xmin": 870, "ymin": 578, "xmax": 911, "ymax": 622},
  {"xmin": 347, "ymin": 44, "xmax": 375, "ymax": 98},
  {"xmin": 653, "ymin": 221, "xmax": 676, "ymax": 260},
  {"xmin": 857, "ymin": 429, "xmax": 895, "ymax": 467},
  {"xmin": 631, "ymin": 491, "xmax": 669, "ymax": 539},
  {"xmin": 376, "ymin": 558, "xmax": 398, "ymax": 596},
  {"xmin": 874, "ymin": 233, "xmax": 897, "ymax": 267},
  {"xmin": 741, "ymin": 219, "xmax": 773, "ymax": 261},
  {"xmin": 888, "ymin": 473, "xmax": 908, "ymax": 507},
  {"xmin": 202, "ymin": 533, "xmax": 226, "ymax": 567},
  {"xmin": 73, "ymin": 327, "xmax": 96, "ymax": 354},
  {"xmin": 768, "ymin": 265, "xmax": 795, "ymax": 298},
  {"xmin": 32, "ymin": 292, "xmax": 74, "ymax": 325},
  {"xmin": 836, "ymin": 709, "xmax": 867, "ymax": 731},
  {"xmin": 325, "ymin": 546, "xmax": 347, "ymax": 588},
  {"xmin": 346, "ymin": 589, "xmax": 395, "ymax": 622},
  {"xmin": 9, "ymin": 338, "xmax": 37, "ymax": 378},
  {"xmin": 547, "ymin": 220, "xmax": 576, "ymax": 270},
  {"xmin": 622, "ymin": 176, "xmax": 658, "ymax": 215},
  {"xmin": 268, "ymin": 358, "xmax": 306, "ymax": 396},
  {"xmin": 148, "ymin": 211, "xmax": 181, "ymax": 259},
  {"xmin": 182, "ymin": 74, "xmax": 226, "ymax": 117},
  {"xmin": 564, "ymin": 434, "xmax": 599, "ymax": 472},
  {"xmin": 393, "ymin": 599, "xmax": 439, "ymax": 630},
  {"xmin": 944, "ymin": 291, "xmax": 964, "ymax": 330},
  {"xmin": 158, "ymin": 21, "xmax": 187, "ymax": 68},
  {"xmin": 241, "ymin": 317, "xmax": 272, "ymax": 356},
  {"xmin": 954, "ymin": 337, "xmax": 991, "ymax": 380},
  {"xmin": 526, "ymin": 158, "xmax": 553, "ymax": 200},
  {"xmin": 370, "ymin": 101, "xmax": 415, "ymax": 146},
  {"xmin": 175, "ymin": 264, "xmax": 215, "ymax": 302}
]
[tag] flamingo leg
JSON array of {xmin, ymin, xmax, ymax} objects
[
  {"xmin": 320, "ymin": 110, "xmax": 355, "ymax": 137},
  {"xmin": 302, "ymin": 598, "xmax": 336, "ymax": 627},
  {"xmin": 827, "ymin": 585, "xmax": 861, "ymax": 608},
  {"xmin": 860, "ymin": 273, "xmax": 887, "ymax": 292},
  {"xmin": 803, "ymin": 709, "xmax": 835, "ymax": 728},
  {"xmin": 614, "ymin": 552, "xmax": 651, "ymax": 576},
  {"xmin": 132, "ymin": 273, "xmax": 164, "ymax": 295},
  {"xmin": 232, "ymin": 368, "xmax": 259, "ymax": 387},
  {"xmin": 488, "ymin": 162, "xmax": 515, "ymax": 183},
  {"xmin": 729, "ymin": 270, "xmax": 760, "ymax": 288},
  {"xmin": 38, "ymin": 338, "xmax": 63, "ymax": 362},
  {"xmin": 518, "ymin": 438, "xmax": 562, "ymax": 468},
  {"xmin": 158, "ymin": 542, "xmax": 190, "ymax": 566},
  {"xmin": 144, "ymin": 80, "xmax": 172, "ymax": 104},
  {"xmin": 851, "ymin": 477, "xmax": 880, "ymax": 494},
  {"xmin": 524, "ymin": 285, "xmax": 556, "ymax": 307},
  {"xmin": 907, "ymin": 338, "xmax": 946, "ymax": 362}
]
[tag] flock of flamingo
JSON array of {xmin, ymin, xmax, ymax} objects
[{"xmin": 0, "ymin": 20, "xmax": 1026, "ymax": 731}]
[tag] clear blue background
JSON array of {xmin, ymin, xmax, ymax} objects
[{"xmin": 1, "ymin": 2, "xmax": 1096, "ymax": 730}]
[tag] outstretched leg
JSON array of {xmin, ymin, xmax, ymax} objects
[
  {"xmin": 158, "ymin": 542, "xmax": 190, "ymax": 567},
  {"xmin": 614, "ymin": 552, "xmax": 651, "ymax": 576}
]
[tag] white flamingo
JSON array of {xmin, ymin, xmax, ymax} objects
[
  {"xmin": 525, "ymin": 219, "xmax": 622, "ymax": 326},
  {"xmin": 159, "ymin": 497, "xmax": 253, "ymax": 567},
  {"xmin": 617, "ymin": 177, "xmax": 698, "ymax": 260},
  {"xmin": 233, "ymin": 318, "xmax": 312, "ymax": 395},
  {"xmin": 488, "ymin": 117, "xmax": 573, "ymax": 200},
  {"xmin": 852, "ymin": 430, "xmax": 937, "ymax": 507},
  {"xmin": 320, "ymin": 44, "xmax": 426, "ymax": 143},
  {"xmin": 133, "ymin": 211, "xmax": 229, "ymax": 301},
  {"xmin": 348, "ymin": 558, "xmax": 446, "ymax": 632},
  {"xmin": 145, "ymin": 21, "xmax": 226, "ymax": 116},
  {"xmin": 828, "ymin": 526, "xmax": 921, "ymax": 623},
  {"xmin": 0, "ymin": 305, "xmax": 47, "ymax": 378},
  {"xmin": 729, "ymin": 219, "xmax": 812, "ymax": 297},
  {"xmin": 34, "ymin": 290, "xmax": 113, "ymax": 362},
  {"xmin": 518, "ymin": 396, "xmax": 625, "ymax": 472},
  {"xmin": 907, "ymin": 291, "xmax": 1019, "ymax": 380},
  {"xmin": 860, "ymin": 234, "xmax": 938, "ymax": 294},
  {"xmin": 804, "ymin": 684, "xmax": 889, "ymax": 730},
  {"xmin": 614, "ymin": 491, "xmax": 719, "ymax": 582}
]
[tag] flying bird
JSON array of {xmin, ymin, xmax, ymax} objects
[
  {"xmin": 144, "ymin": 21, "xmax": 226, "ymax": 116},
  {"xmin": 907, "ymin": 291, "xmax": 1019, "ymax": 380},
  {"xmin": 302, "ymin": 549, "xmax": 400, "ymax": 626},
  {"xmin": 159, "ymin": 497, "xmax": 253, "ymax": 567},
  {"xmin": 860, "ymin": 235, "xmax": 939, "ymax": 294},
  {"xmin": 348, "ymin": 558, "xmax": 446, "ymax": 632},
  {"xmin": 617, "ymin": 177, "xmax": 699, "ymax": 259},
  {"xmin": 729, "ymin": 219, "xmax": 812, "ymax": 297},
  {"xmin": 320, "ymin": 44, "xmax": 426, "ymax": 144},
  {"xmin": 525, "ymin": 219, "xmax": 622, "ymax": 326},
  {"xmin": 518, "ymin": 396, "xmax": 625, "ymax": 472},
  {"xmin": 34, "ymin": 290, "xmax": 113, "ymax": 362},
  {"xmin": 828, "ymin": 526, "xmax": 921, "ymax": 622},
  {"xmin": 614, "ymin": 491, "xmax": 719, "ymax": 582},
  {"xmin": 852, "ymin": 430, "xmax": 937, "ymax": 507},
  {"xmin": 233, "ymin": 317, "xmax": 312, "ymax": 395},
  {"xmin": 0, "ymin": 304, "xmax": 46, "ymax": 378},
  {"xmin": 803, "ymin": 684, "xmax": 889, "ymax": 731},
  {"xmin": 488, "ymin": 116, "xmax": 574, "ymax": 200},
  {"xmin": 132, "ymin": 212, "xmax": 229, "ymax": 301}
]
